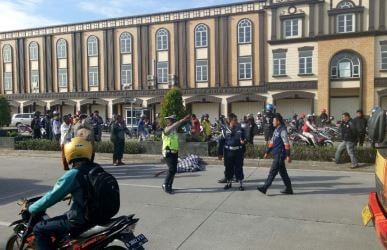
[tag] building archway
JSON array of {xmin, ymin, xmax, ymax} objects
[
  {"xmin": 328, "ymin": 50, "xmax": 363, "ymax": 119},
  {"xmin": 185, "ymin": 95, "xmax": 222, "ymax": 123},
  {"xmin": 227, "ymin": 94, "xmax": 266, "ymax": 119},
  {"xmin": 273, "ymin": 91, "xmax": 315, "ymax": 119}
]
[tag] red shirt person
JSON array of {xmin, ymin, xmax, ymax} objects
[{"xmin": 191, "ymin": 114, "xmax": 201, "ymax": 135}]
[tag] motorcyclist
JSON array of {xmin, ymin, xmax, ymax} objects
[
  {"xmin": 302, "ymin": 114, "xmax": 317, "ymax": 145},
  {"xmin": 24, "ymin": 137, "xmax": 96, "ymax": 249},
  {"xmin": 263, "ymin": 104, "xmax": 275, "ymax": 145}
]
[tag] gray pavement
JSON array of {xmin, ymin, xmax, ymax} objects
[{"xmin": 0, "ymin": 155, "xmax": 381, "ymax": 249}]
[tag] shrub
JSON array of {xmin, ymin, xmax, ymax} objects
[
  {"xmin": 159, "ymin": 88, "xmax": 187, "ymax": 128},
  {"xmin": 15, "ymin": 139, "xmax": 146, "ymax": 154},
  {"xmin": 0, "ymin": 96, "xmax": 11, "ymax": 127}
]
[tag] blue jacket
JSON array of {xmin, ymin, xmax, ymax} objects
[
  {"xmin": 218, "ymin": 125, "xmax": 246, "ymax": 156},
  {"xmin": 29, "ymin": 165, "xmax": 89, "ymax": 227},
  {"xmin": 266, "ymin": 125, "xmax": 290, "ymax": 157}
]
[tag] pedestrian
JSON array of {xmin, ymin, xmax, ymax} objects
[
  {"xmin": 218, "ymin": 113, "xmax": 247, "ymax": 191},
  {"xmin": 91, "ymin": 110, "xmax": 103, "ymax": 142},
  {"xmin": 41, "ymin": 111, "xmax": 52, "ymax": 139},
  {"xmin": 335, "ymin": 112, "xmax": 359, "ymax": 168},
  {"xmin": 161, "ymin": 114, "xmax": 191, "ymax": 194},
  {"xmin": 201, "ymin": 114, "xmax": 212, "ymax": 141},
  {"xmin": 110, "ymin": 114, "xmax": 129, "ymax": 166},
  {"xmin": 137, "ymin": 114, "xmax": 148, "ymax": 141},
  {"xmin": 31, "ymin": 111, "xmax": 42, "ymax": 139},
  {"xmin": 60, "ymin": 115, "xmax": 72, "ymax": 171},
  {"xmin": 319, "ymin": 109, "xmax": 329, "ymax": 126},
  {"xmin": 257, "ymin": 113, "xmax": 293, "ymax": 195},
  {"xmin": 353, "ymin": 109, "xmax": 367, "ymax": 147},
  {"xmin": 263, "ymin": 104, "xmax": 275, "ymax": 145},
  {"xmin": 245, "ymin": 114, "xmax": 259, "ymax": 144},
  {"xmin": 191, "ymin": 114, "xmax": 200, "ymax": 135},
  {"xmin": 51, "ymin": 111, "xmax": 61, "ymax": 141}
]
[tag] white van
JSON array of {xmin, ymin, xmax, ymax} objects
[{"xmin": 11, "ymin": 113, "xmax": 34, "ymax": 127}]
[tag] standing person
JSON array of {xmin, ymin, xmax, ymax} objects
[
  {"xmin": 353, "ymin": 109, "xmax": 368, "ymax": 147},
  {"xmin": 137, "ymin": 114, "xmax": 148, "ymax": 141},
  {"xmin": 162, "ymin": 114, "xmax": 191, "ymax": 194},
  {"xmin": 319, "ymin": 109, "xmax": 329, "ymax": 126},
  {"xmin": 31, "ymin": 111, "xmax": 42, "ymax": 139},
  {"xmin": 257, "ymin": 113, "xmax": 293, "ymax": 195},
  {"xmin": 335, "ymin": 112, "xmax": 359, "ymax": 168},
  {"xmin": 245, "ymin": 114, "xmax": 259, "ymax": 144},
  {"xmin": 263, "ymin": 104, "xmax": 275, "ymax": 145},
  {"xmin": 74, "ymin": 114, "xmax": 96, "ymax": 162},
  {"xmin": 60, "ymin": 115, "xmax": 72, "ymax": 171},
  {"xmin": 110, "ymin": 115, "xmax": 129, "ymax": 166},
  {"xmin": 218, "ymin": 113, "xmax": 247, "ymax": 191},
  {"xmin": 91, "ymin": 110, "xmax": 103, "ymax": 142},
  {"xmin": 51, "ymin": 111, "xmax": 61, "ymax": 142},
  {"xmin": 201, "ymin": 114, "xmax": 212, "ymax": 141},
  {"xmin": 41, "ymin": 112, "xmax": 52, "ymax": 139},
  {"xmin": 191, "ymin": 114, "xmax": 200, "ymax": 136}
]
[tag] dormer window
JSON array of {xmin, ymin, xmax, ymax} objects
[
  {"xmin": 328, "ymin": 0, "xmax": 361, "ymax": 34},
  {"xmin": 337, "ymin": 14, "xmax": 354, "ymax": 33},
  {"xmin": 284, "ymin": 19, "xmax": 299, "ymax": 38}
]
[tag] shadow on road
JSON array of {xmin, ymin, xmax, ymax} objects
[{"xmin": 0, "ymin": 178, "xmax": 51, "ymax": 205}]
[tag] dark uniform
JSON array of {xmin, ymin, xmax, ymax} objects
[
  {"xmin": 258, "ymin": 124, "xmax": 293, "ymax": 194},
  {"xmin": 263, "ymin": 111, "xmax": 274, "ymax": 142},
  {"xmin": 218, "ymin": 124, "xmax": 246, "ymax": 190}
]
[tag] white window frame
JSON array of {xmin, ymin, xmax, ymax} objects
[
  {"xmin": 121, "ymin": 64, "xmax": 132, "ymax": 85},
  {"xmin": 299, "ymin": 50, "xmax": 313, "ymax": 75},
  {"xmin": 381, "ymin": 44, "xmax": 387, "ymax": 70},
  {"xmin": 88, "ymin": 66, "xmax": 99, "ymax": 86},
  {"xmin": 238, "ymin": 56, "xmax": 252, "ymax": 80},
  {"xmin": 195, "ymin": 24, "xmax": 208, "ymax": 48},
  {"xmin": 238, "ymin": 19, "xmax": 252, "ymax": 44},
  {"xmin": 195, "ymin": 59, "xmax": 208, "ymax": 82},
  {"xmin": 4, "ymin": 72, "xmax": 12, "ymax": 91},
  {"xmin": 29, "ymin": 42, "xmax": 38, "ymax": 61},
  {"xmin": 56, "ymin": 39, "xmax": 67, "ymax": 59},
  {"xmin": 337, "ymin": 13, "xmax": 354, "ymax": 33},
  {"xmin": 284, "ymin": 19, "xmax": 299, "ymax": 38},
  {"xmin": 3, "ymin": 45, "xmax": 12, "ymax": 63},
  {"xmin": 58, "ymin": 68, "xmax": 68, "ymax": 88},
  {"xmin": 273, "ymin": 52, "xmax": 286, "ymax": 76},
  {"xmin": 87, "ymin": 36, "xmax": 98, "ymax": 56},
  {"xmin": 156, "ymin": 29, "xmax": 168, "ymax": 51},
  {"xmin": 30, "ymin": 70, "xmax": 39, "ymax": 90},
  {"xmin": 120, "ymin": 32, "xmax": 132, "ymax": 54},
  {"xmin": 157, "ymin": 62, "xmax": 168, "ymax": 83}
]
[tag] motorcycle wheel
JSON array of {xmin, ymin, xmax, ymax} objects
[{"xmin": 5, "ymin": 234, "xmax": 23, "ymax": 250}]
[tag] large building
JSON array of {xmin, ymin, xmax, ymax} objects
[{"xmin": 1, "ymin": 0, "xmax": 387, "ymax": 124}]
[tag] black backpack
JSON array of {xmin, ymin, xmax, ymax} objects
[{"xmin": 78, "ymin": 164, "xmax": 120, "ymax": 225}]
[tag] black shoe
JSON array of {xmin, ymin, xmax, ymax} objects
[
  {"xmin": 239, "ymin": 186, "xmax": 245, "ymax": 191},
  {"xmin": 257, "ymin": 186, "xmax": 267, "ymax": 194},
  {"xmin": 224, "ymin": 183, "xmax": 232, "ymax": 190},
  {"xmin": 218, "ymin": 178, "xmax": 227, "ymax": 183},
  {"xmin": 280, "ymin": 189, "xmax": 293, "ymax": 195}
]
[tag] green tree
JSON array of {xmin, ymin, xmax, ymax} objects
[
  {"xmin": 160, "ymin": 88, "xmax": 187, "ymax": 128},
  {"xmin": 0, "ymin": 96, "xmax": 11, "ymax": 127}
]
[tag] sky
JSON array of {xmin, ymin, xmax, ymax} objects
[{"xmin": 0, "ymin": 0, "xmax": 249, "ymax": 32}]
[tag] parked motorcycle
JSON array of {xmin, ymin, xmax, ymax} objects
[
  {"xmin": 6, "ymin": 196, "xmax": 148, "ymax": 250},
  {"xmin": 291, "ymin": 131, "xmax": 333, "ymax": 147}
]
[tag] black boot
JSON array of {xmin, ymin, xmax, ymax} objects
[
  {"xmin": 224, "ymin": 183, "xmax": 232, "ymax": 190},
  {"xmin": 257, "ymin": 185, "xmax": 267, "ymax": 194},
  {"xmin": 239, "ymin": 181, "xmax": 244, "ymax": 191},
  {"xmin": 280, "ymin": 188, "xmax": 293, "ymax": 195}
]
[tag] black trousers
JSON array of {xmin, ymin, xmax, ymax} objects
[
  {"xmin": 263, "ymin": 153, "xmax": 292, "ymax": 190},
  {"xmin": 357, "ymin": 133, "xmax": 365, "ymax": 146},
  {"xmin": 113, "ymin": 140, "xmax": 125, "ymax": 162},
  {"xmin": 164, "ymin": 152, "xmax": 178, "ymax": 187},
  {"xmin": 33, "ymin": 129, "xmax": 41, "ymax": 139},
  {"xmin": 224, "ymin": 149, "xmax": 244, "ymax": 181}
]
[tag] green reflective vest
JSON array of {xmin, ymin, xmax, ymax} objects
[{"xmin": 162, "ymin": 130, "xmax": 179, "ymax": 152}]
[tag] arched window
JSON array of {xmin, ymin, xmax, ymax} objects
[
  {"xmin": 330, "ymin": 52, "xmax": 360, "ymax": 79},
  {"xmin": 120, "ymin": 32, "xmax": 132, "ymax": 53},
  {"xmin": 238, "ymin": 19, "xmax": 252, "ymax": 44},
  {"xmin": 156, "ymin": 29, "xmax": 168, "ymax": 51},
  {"xmin": 195, "ymin": 24, "xmax": 208, "ymax": 48},
  {"xmin": 56, "ymin": 39, "xmax": 67, "ymax": 59},
  {"xmin": 29, "ymin": 42, "xmax": 38, "ymax": 61},
  {"xmin": 337, "ymin": 0, "xmax": 355, "ymax": 9},
  {"xmin": 87, "ymin": 36, "xmax": 98, "ymax": 56},
  {"xmin": 3, "ymin": 45, "xmax": 12, "ymax": 63}
]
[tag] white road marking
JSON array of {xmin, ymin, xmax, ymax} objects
[{"xmin": 119, "ymin": 183, "xmax": 161, "ymax": 189}]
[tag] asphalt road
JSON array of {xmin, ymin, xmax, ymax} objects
[{"xmin": 0, "ymin": 155, "xmax": 380, "ymax": 250}]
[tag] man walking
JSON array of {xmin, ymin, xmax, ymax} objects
[
  {"xmin": 263, "ymin": 104, "xmax": 275, "ymax": 145},
  {"xmin": 218, "ymin": 113, "xmax": 247, "ymax": 191},
  {"xmin": 257, "ymin": 113, "xmax": 293, "ymax": 195},
  {"xmin": 110, "ymin": 115, "xmax": 129, "ymax": 166},
  {"xmin": 162, "ymin": 114, "xmax": 191, "ymax": 194},
  {"xmin": 335, "ymin": 112, "xmax": 359, "ymax": 168},
  {"xmin": 353, "ymin": 109, "xmax": 367, "ymax": 147}
]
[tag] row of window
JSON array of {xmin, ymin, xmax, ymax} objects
[{"xmin": 273, "ymin": 50, "xmax": 313, "ymax": 76}]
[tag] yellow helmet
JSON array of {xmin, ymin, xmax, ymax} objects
[{"xmin": 64, "ymin": 137, "xmax": 93, "ymax": 164}]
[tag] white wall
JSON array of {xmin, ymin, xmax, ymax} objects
[
  {"xmin": 276, "ymin": 99, "xmax": 312, "ymax": 120},
  {"xmin": 330, "ymin": 97, "xmax": 359, "ymax": 120},
  {"xmin": 231, "ymin": 102, "xmax": 264, "ymax": 120},
  {"xmin": 192, "ymin": 103, "xmax": 219, "ymax": 123}
]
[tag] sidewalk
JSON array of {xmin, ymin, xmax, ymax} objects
[{"xmin": 0, "ymin": 149, "xmax": 374, "ymax": 173}]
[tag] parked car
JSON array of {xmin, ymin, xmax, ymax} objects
[{"xmin": 11, "ymin": 113, "xmax": 34, "ymax": 127}]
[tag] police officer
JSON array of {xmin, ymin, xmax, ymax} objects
[
  {"xmin": 257, "ymin": 113, "xmax": 293, "ymax": 195},
  {"xmin": 218, "ymin": 113, "xmax": 247, "ymax": 191},
  {"xmin": 162, "ymin": 114, "xmax": 191, "ymax": 194},
  {"xmin": 263, "ymin": 104, "xmax": 275, "ymax": 145}
]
